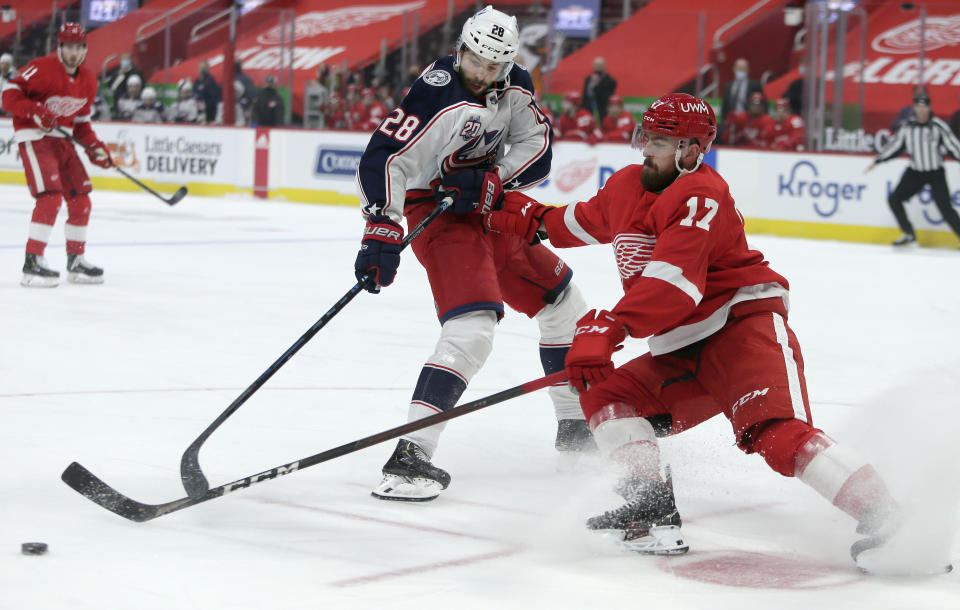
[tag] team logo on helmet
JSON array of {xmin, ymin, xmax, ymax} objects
[{"xmin": 423, "ymin": 69, "xmax": 452, "ymax": 87}]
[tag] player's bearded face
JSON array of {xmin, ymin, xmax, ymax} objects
[
  {"xmin": 59, "ymin": 43, "xmax": 86, "ymax": 70},
  {"xmin": 459, "ymin": 50, "xmax": 503, "ymax": 95},
  {"xmin": 638, "ymin": 132, "xmax": 681, "ymax": 191}
]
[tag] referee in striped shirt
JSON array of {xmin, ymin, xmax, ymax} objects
[{"xmin": 865, "ymin": 92, "xmax": 960, "ymax": 247}]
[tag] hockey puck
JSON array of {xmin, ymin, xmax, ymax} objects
[{"xmin": 21, "ymin": 542, "xmax": 48, "ymax": 556}]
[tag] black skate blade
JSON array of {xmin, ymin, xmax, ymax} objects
[{"xmin": 858, "ymin": 562, "xmax": 953, "ymax": 577}]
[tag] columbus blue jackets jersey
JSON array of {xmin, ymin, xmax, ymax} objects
[{"xmin": 356, "ymin": 55, "xmax": 552, "ymax": 223}]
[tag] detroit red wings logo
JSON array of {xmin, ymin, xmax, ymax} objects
[
  {"xmin": 872, "ymin": 15, "xmax": 960, "ymax": 54},
  {"xmin": 44, "ymin": 96, "xmax": 87, "ymax": 117},
  {"xmin": 257, "ymin": 2, "xmax": 426, "ymax": 44},
  {"xmin": 613, "ymin": 233, "xmax": 656, "ymax": 280},
  {"xmin": 554, "ymin": 158, "xmax": 596, "ymax": 193}
]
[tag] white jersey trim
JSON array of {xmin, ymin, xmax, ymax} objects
[
  {"xmin": 771, "ymin": 312, "xmax": 808, "ymax": 422},
  {"xmin": 641, "ymin": 260, "xmax": 703, "ymax": 305},
  {"xmin": 2, "ymin": 81, "xmax": 20, "ymax": 92},
  {"xmin": 563, "ymin": 201, "xmax": 601, "ymax": 244},
  {"xmin": 23, "ymin": 141, "xmax": 45, "ymax": 191},
  {"xmin": 647, "ymin": 282, "xmax": 789, "ymax": 356},
  {"xmin": 15, "ymin": 127, "xmax": 71, "ymax": 143}
]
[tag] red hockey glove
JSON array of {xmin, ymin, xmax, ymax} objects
[
  {"xmin": 435, "ymin": 168, "xmax": 503, "ymax": 215},
  {"xmin": 484, "ymin": 193, "xmax": 550, "ymax": 245},
  {"xmin": 28, "ymin": 102, "xmax": 57, "ymax": 131},
  {"xmin": 566, "ymin": 309, "xmax": 627, "ymax": 392},
  {"xmin": 85, "ymin": 140, "xmax": 113, "ymax": 169},
  {"xmin": 354, "ymin": 213, "xmax": 404, "ymax": 293}
]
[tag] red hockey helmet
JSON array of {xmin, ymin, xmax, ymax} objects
[
  {"xmin": 563, "ymin": 91, "xmax": 581, "ymax": 105},
  {"xmin": 640, "ymin": 92, "xmax": 717, "ymax": 152},
  {"xmin": 774, "ymin": 97, "xmax": 791, "ymax": 111},
  {"xmin": 609, "ymin": 94, "xmax": 623, "ymax": 106},
  {"xmin": 57, "ymin": 22, "xmax": 87, "ymax": 45}
]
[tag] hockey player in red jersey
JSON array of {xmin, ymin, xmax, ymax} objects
[
  {"xmin": 556, "ymin": 91, "xmax": 601, "ymax": 144},
  {"xmin": 725, "ymin": 91, "xmax": 774, "ymax": 147},
  {"xmin": 762, "ymin": 97, "xmax": 805, "ymax": 151},
  {"xmin": 359, "ymin": 87, "xmax": 387, "ymax": 131},
  {"xmin": 483, "ymin": 93, "xmax": 950, "ymax": 574},
  {"xmin": 1, "ymin": 23, "xmax": 112, "ymax": 287},
  {"xmin": 355, "ymin": 6, "xmax": 591, "ymax": 502},
  {"xmin": 601, "ymin": 95, "xmax": 636, "ymax": 143}
]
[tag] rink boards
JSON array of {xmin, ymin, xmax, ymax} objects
[{"xmin": 0, "ymin": 118, "xmax": 958, "ymax": 247}]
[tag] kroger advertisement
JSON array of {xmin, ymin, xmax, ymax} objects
[{"xmin": 720, "ymin": 148, "xmax": 960, "ymax": 234}]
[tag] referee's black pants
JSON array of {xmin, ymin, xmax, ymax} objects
[{"xmin": 888, "ymin": 167, "xmax": 960, "ymax": 238}]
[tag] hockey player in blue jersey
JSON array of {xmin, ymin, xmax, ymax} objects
[{"xmin": 355, "ymin": 5, "xmax": 592, "ymax": 501}]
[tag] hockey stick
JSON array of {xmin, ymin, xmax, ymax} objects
[
  {"xmin": 62, "ymin": 370, "xmax": 566, "ymax": 522},
  {"xmin": 54, "ymin": 126, "xmax": 188, "ymax": 206},
  {"xmin": 178, "ymin": 197, "xmax": 453, "ymax": 499}
]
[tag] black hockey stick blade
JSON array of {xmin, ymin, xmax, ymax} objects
[
  {"xmin": 64, "ymin": 370, "xmax": 565, "ymax": 522},
  {"xmin": 166, "ymin": 186, "xmax": 188, "ymax": 206},
  {"xmin": 178, "ymin": 197, "xmax": 454, "ymax": 500}
]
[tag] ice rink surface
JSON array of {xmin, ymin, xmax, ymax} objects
[{"xmin": 1, "ymin": 184, "xmax": 958, "ymax": 609}]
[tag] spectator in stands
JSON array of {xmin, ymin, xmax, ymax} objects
[
  {"xmin": 90, "ymin": 94, "xmax": 111, "ymax": 121},
  {"xmin": 106, "ymin": 52, "xmax": 144, "ymax": 103},
  {"xmin": 0, "ymin": 53, "xmax": 14, "ymax": 116},
  {"xmin": 216, "ymin": 81, "xmax": 247, "ymax": 126},
  {"xmin": 763, "ymin": 97, "xmax": 805, "ymax": 151},
  {"xmin": 234, "ymin": 59, "xmax": 255, "ymax": 108},
  {"xmin": 251, "ymin": 75, "xmax": 285, "ymax": 127},
  {"xmin": 194, "ymin": 60, "xmax": 221, "ymax": 124},
  {"xmin": 720, "ymin": 58, "xmax": 763, "ymax": 143},
  {"xmin": 359, "ymin": 87, "xmax": 387, "ymax": 131},
  {"xmin": 783, "ymin": 63, "xmax": 805, "ymax": 117},
  {"xmin": 601, "ymin": 94, "xmax": 636, "ymax": 143},
  {"xmin": 556, "ymin": 91, "xmax": 601, "ymax": 144},
  {"xmin": 393, "ymin": 64, "xmax": 421, "ymax": 105},
  {"xmin": 324, "ymin": 91, "xmax": 347, "ymax": 128},
  {"xmin": 725, "ymin": 92, "xmax": 773, "ymax": 147},
  {"xmin": 113, "ymin": 74, "xmax": 143, "ymax": 121},
  {"xmin": 132, "ymin": 86, "xmax": 165, "ymax": 123},
  {"xmin": 166, "ymin": 79, "xmax": 202, "ymax": 124},
  {"xmin": 581, "ymin": 56, "xmax": 616, "ymax": 122}
]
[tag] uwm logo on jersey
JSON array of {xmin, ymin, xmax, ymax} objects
[{"xmin": 44, "ymin": 96, "xmax": 86, "ymax": 117}]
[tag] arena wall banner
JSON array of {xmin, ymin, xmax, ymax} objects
[
  {"xmin": 0, "ymin": 119, "xmax": 255, "ymax": 197},
  {"xmin": 721, "ymin": 148, "xmax": 960, "ymax": 247}
]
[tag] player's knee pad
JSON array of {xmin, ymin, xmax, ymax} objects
[
  {"xmin": 743, "ymin": 418, "xmax": 822, "ymax": 477},
  {"xmin": 65, "ymin": 193, "xmax": 91, "ymax": 225},
  {"xmin": 536, "ymin": 282, "xmax": 586, "ymax": 343},
  {"xmin": 428, "ymin": 309, "xmax": 497, "ymax": 380}
]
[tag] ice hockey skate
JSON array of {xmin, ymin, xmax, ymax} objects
[
  {"xmin": 371, "ymin": 439, "xmax": 451, "ymax": 502},
  {"xmin": 891, "ymin": 232, "xmax": 917, "ymax": 247},
  {"xmin": 66, "ymin": 254, "xmax": 104, "ymax": 284},
  {"xmin": 851, "ymin": 503, "xmax": 953, "ymax": 576},
  {"xmin": 587, "ymin": 470, "xmax": 688, "ymax": 555},
  {"xmin": 21, "ymin": 253, "xmax": 60, "ymax": 287},
  {"xmin": 555, "ymin": 419, "xmax": 598, "ymax": 453}
]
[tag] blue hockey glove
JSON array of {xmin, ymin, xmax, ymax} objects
[
  {"xmin": 435, "ymin": 168, "xmax": 504, "ymax": 215},
  {"xmin": 355, "ymin": 213, "xmax": 404, "ymax": 293}
]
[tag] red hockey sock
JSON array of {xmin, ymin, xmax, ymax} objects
[
  {"xmin": 65, "ymin": 194, "xmax": 91, "ymax": 255},
  {"xmin": 26, "ymin": 192, "xmax": 63, "ymax": 256}
]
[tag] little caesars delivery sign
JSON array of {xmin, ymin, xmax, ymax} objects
[{"xmin": 144, "ymin": 135, "xmax": 222, "ymax": 175}]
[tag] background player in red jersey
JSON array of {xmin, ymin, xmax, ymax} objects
[
  {"xmin": 763, "ymin": 97, "xmax": 805, "ymax": 151},
  {"xmin": 600, "ymin": 95, "xmax": 636, "ymax": 143},
  {"xmin": 483, "ymin": 93, "xmax": 950, "ymax": 575},
  {"xmin": 1, "ymin": 23, "xmax": 112, "ymax": 287},
  {"xmin": 556, "ymin": 91, "xmax": 601, "ymax": 143}
]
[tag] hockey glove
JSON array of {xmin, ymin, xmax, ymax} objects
[
  {"xmin": 483, "ymin": 193, "xmax": 550, "ymax": 245},
  {"xmin": 354, "ymin": 213, "xmax": 404, "ymax": 293},
  {"xmin": 85, "ymin": 140, "xmax": 113, "ymax": 169},
  {"xmin": 29, "ymin": 102, "xmax": 57, "ymax": 131},
  {"xmin": 566, "ymin": 309, "xmax": 627, "ymax": 393},
  {"xmin": 436, "ymin": 168, "xmax": 503, "ymax": 215}
]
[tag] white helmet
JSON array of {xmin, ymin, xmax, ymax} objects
[
  {"xmin": 457, "ymin": 5, "xmax": 520, "ymax": 80},
  {"xmin": 142, "ymin": 86, "xmax": 157, "ymax": 99}
]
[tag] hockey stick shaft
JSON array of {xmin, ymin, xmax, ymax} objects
[
  {"xmin": 179, "ymin": 197, "xmax": 452, "ymax": 498},
  {"xmin": 62, "ymin": 370, "xmax": 567, "ymax": 522},
  {"xmin": 55, "ymin": 126, "xmax": 187, "ymax": 206}
]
